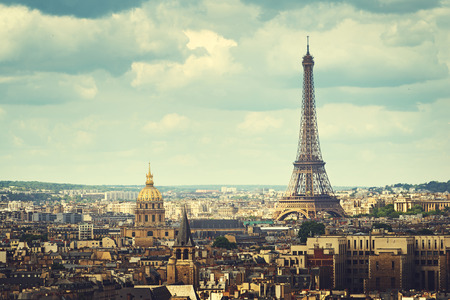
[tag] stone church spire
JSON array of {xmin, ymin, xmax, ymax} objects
[{"xmin": 174, "ymin": 206, "xmax": 195, "ymax": 247}]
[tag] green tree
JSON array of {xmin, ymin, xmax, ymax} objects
[
  {"xmin": 212, "ymin": 236, "xmax": 237, "ymax": 249},
  {"xmin": 405, "ymin": 205, "xmax": 424, "ymax": 215},
  {"xmin": 373, "ymin": 223, "xmax": 392, "ymax": 232},
  {"xmin": 51, "ymin": 262, "xmax": 66, "ymax": 270},
  {"xmin": 298, "ymin": 221, "xmax": 325, "ymax": 243},
  {"xmin": 417, "ymin": 228, "xmax": 434, "ymax": 235}
]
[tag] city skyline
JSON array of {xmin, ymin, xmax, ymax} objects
[{"xmin": 0, "ymin": 0, "xmax": 449, "ymax": 186}]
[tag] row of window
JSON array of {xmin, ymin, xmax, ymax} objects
[
  {"xmin": 346, "ymin": 268, "xmax": 368, "ymax": 274},
  {"xmin": 415, "ymin": 251, "xmax": 443, "ymax": 256},
  {"xmin": 348, "ymin": 239, "xmax": 374, "ymax": 250},
  {"xmin": 131, "ymin": 231, "xmax": 175, "ymax": 237},
  {"xmin": 137, "ymin": 214, "xmax": 163, "ymax": 223},
  {"xmin": 415, "ymin": 260, "xmax": 439, "ymax": 265},
  {"xmin": 138, "ymin": 203, "xmax": 163, "ymax": 209},
  {"xmin": 346, "ymin": 251, "xmax": 374, "ymax": 256},
  {"xmin": 416, "ymin": 239, "xmax": 444, "ymax": 250},
  {"xmin": 347, "ymin": 239, "xmax": 445, "ymax": 251},
  {"xmin": 347, "ymin": 259, "xmax": 369, "ymax": 265}
]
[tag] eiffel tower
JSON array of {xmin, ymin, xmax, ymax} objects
[{"xmin": 274, "ymin": 38, "xmax": 345, "ymax": 220}]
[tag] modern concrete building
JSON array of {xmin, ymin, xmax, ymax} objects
[{"xmin": 282, "ymin": 234, "xmax": 450, "ymax": 292}]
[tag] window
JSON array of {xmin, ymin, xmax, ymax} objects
[
  {"xmin": 158, "ymin": 203, "xmax": 160, "ymax": 209},
  {"xmin": 165, "ymin": 231, "xmax": 168, "ymax": 236},
  {"xmin": 145, "ymin": 215, "xmax": 148, "ymax": 222},
  {"xmin": 392, "ymin": 261, "xmax": 395, "ymax": 269},
  {"xmin": 435, "ymin": 240, "xmax": 437, "ymax": 249},
  {"xmin": 152, "ymin": 203, "xmax": 155, "ymax": 209},
  {"xmin": 147, "ymin": 231, "xmax": 153, "ymax": 237},
  {"xmin": 354, "ymin": 240, "xmax": 357, "ymax": 248},
  {"xmin": 360, "ymin": 240, "xmax": 363, "ymax": 249},
  {"xmin": 159, "ymin": 215, "xmax": 162, "ymax": 222},
  {"xmin": 348, "ymin": 240, "xmax": 350, "ymax": 248},
  {"xmin": 145, "ymin": 204, "xmax": 148, "ymax": 209},
  {"xmin": 152, "ymin": 215, "xmax": 155, "ymax": 222},
  {"xmin": 183, "ymin": 249, "xmax": 189, "ymax": 259},
  {"xmin": 132, "ymin": 232, "xmax": 135, "ymax": 237},
  {"xmin": 376, "ymin": 261, "xmax": 379, "ymax": 270}
]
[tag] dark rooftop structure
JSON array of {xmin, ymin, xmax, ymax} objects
[{"xmin": 174, "ymin": 207, "xmax": 195, "ymax": 247}]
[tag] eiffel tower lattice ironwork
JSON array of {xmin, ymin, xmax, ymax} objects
[{"xmin": 274, "ymin": 39, "xmax": 345, "ymax": 220}]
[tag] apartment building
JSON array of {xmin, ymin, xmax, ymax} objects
[{"xmin": 281, "ymin": 234, "xmax": 450, "ymax": 292}]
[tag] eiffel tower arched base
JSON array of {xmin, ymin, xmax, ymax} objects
[{"xmin": 274, "ymin": 196, "xmax": 346, "ymax": 220}]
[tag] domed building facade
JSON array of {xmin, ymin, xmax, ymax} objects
[
  {"xmin": 121, "ymin": 164, "xmax": 176, "ymax": 246},
  {"xmin": 135, "ymin": 164, "xmax": 165, "ymax": 226}
]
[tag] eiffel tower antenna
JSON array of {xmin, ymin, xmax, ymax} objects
[
  {"xmin": 307, "ymin": 36, "xmax": 310, "ymax": 54},
  {"xmin": 274, "ymin": 39, "xmax": 345, "ymax": 220}
]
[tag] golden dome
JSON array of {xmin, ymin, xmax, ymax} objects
[{"xmin": 137, "ymin": 163, "xmax": 162, "ymax": 202}]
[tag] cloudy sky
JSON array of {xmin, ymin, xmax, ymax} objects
[{"xmin": 0, "ymin": 0, "xmax": 448, "ymax": 187}]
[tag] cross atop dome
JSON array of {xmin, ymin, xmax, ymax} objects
[{"xmin": 146, "ymin": 162, "xmax": 154, "ymax": 186}]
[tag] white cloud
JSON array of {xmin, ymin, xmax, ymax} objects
[
  {"xmin": 74, "ymin": 131, "xmax": 94, "ymax": 147},
  {"xmin": 143, "ymin": 113, "xmax": 190, "ymax": 133},
  {"xmin": 73, "ymin": 76, "xmax": 98, "ymax": 99},
  {"xmin": 237, "ymin": 112, "xmax": 283, "ymax": 134},
  {"xmin": 131, "ymin": 29, "xmax": 240, "ymax": 89},
  {"xmin": 12, "ymin": 135, "xmax": 24, "ymax": 147}
]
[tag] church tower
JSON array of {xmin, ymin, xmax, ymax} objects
[
  {"xmin": 135, "ymin": 163, "xmax": 165, "ymax": 226},
  {"xmin": 167, "ymin": 207, "xmax": 199, "ymax": 288}
]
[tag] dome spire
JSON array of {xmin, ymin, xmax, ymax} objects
[{"xmin": 146, "ymin": 162, "xmax": 154, "ymax": 186}]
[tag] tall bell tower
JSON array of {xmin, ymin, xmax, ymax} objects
[{"xmin": 167, "ymin": 207, "xmax": 199, "ymax": 287}]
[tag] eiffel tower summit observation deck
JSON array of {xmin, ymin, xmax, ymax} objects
[{"xmin": 274, "ymin": 38, "xmax": 345, "ymax": 220}]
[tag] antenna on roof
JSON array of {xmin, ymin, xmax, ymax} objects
[{"xmin": 307, "ymin": 36, "xmax": 310, "ymax": 54}]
